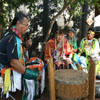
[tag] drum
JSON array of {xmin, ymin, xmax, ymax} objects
[{"xmin": 55, "ymin": 69, "xmax": 89, "ymax": 100}]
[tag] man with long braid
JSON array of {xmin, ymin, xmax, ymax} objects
[
  {"xmin": 0, "ymin": 12, "xmax": 42, "ymax": 100},
  {"xmin": 79, "ymin": 27, "xmax": 100, "ymax": 77}
]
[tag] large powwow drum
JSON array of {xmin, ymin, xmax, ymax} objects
[{"xmin": 55, "ymin": 69, "xmax": 89, "ymax": 100}]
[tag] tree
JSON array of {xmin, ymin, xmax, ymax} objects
[
  {"xmin": 0, "ymin": 0, "xmax": 40, "ymax": 32},
  {"xmin": 44, "ymin": 0, "xmax": 100, "ymax": 42},
  {"xmin": 0, "ymin": 0, "xmax": 100, "ymax": 57}
]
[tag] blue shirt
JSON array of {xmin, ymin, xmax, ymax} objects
[{"xmin": 0, "ymin": 34, "xmax": 18, "ymax": 67}]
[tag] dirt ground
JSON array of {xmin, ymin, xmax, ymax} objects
[
  {"xmin": 36, "ymin": 69, "xmax": 100, "ymax": 100},
  {"xmin": 35, "ymin": 69, "xmax": 50, "ymax": 100},
  {"xmin": 0, "ymin": 69, "xmax": 100, "ymax": 100},
  {"xmin": 0, "ymin": 69, "xmax": 50, "ymax": 100},
  {"xmin": 35, "ymin": 70, "xmax": 100, "ymax": 100}
]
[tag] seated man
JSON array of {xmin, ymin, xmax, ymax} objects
[
  {"xmin": 44, "ymin": 29, "xmax": 77, "ymax": 70},
  {"xmin": 79, "ymin": 27, "xmax": 100, "ymax": 76}
]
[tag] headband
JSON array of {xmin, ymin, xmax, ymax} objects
[{"xmin": 88, "ymin": 30, "xmax": 95, "ymax": 35}]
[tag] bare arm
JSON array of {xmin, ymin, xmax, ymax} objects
[{"xmin": 10, "ymin": 59, "xmax": 26, "ymax": 74}]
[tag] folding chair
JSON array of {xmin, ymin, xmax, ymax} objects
[{"xmin": 0, "ymin": 76, "xmax": 16, "ymax": 100}]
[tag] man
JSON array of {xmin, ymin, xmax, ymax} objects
[
  {"xmin": 0, "ymin": 12, "xmax": 40, "ymax": 99},
  {"xmin": 79, "ymin": 27, "xmax": 100, "ymax": 76}
]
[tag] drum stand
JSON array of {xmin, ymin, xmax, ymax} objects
[
  {"xmin": 0, "ymin": 76, "xmax": 16, "ymax": 100},
  {"xmin": 9, "ymin": 94, "xmax": 16, "ymax": 100}
]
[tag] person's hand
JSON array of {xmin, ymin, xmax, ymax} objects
[
  {"xmin": 66, "ymin": 58, "xmax": 72, "ymax": 64},
  {"xmin": 54, "ymin": 61, "xmax": 63, "ymax": 67},
  {"xmin": 26, "ymin": 38, "xmax": 32, "ymax": 48},
  {"xmin": 37, "ymin": 71, "xmax": 42, "ymax": 80},
  {"xmin": 73, "ymin": 49, "xmax": 77, "ymax": 52}
]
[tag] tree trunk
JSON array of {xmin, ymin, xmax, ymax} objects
[
  {"xmin": 43, "ymin": 0, "xmax": 49, "ymax": 42},
  {"xmin": 81, "ymin": 0, "xmax": 88, "ymax": 38}
]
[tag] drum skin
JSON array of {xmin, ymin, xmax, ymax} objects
[{"xmin": 55, "ymin": 69, "xmax": 89, "ymax": 100}]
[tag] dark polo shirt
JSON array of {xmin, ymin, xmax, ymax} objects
[{"xmin": 0, "ymin": 31, "xmax": 18, "ymax": 67}]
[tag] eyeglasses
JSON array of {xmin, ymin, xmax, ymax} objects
[
  {"xmin": 21, "ymin": 23, "xmax": 28, "ymax": 26},
  {"xmin": 20, "ymin": 21, "xmax": 29, "ymax": 27}
]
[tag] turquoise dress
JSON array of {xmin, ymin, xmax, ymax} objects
[
  {"xmin": 67, "ymin": 37, "xmax": 88, "ymax": 72},
  {"xmin": 67, "ymin": 37, "xmax": 77, "ymax": 49}
]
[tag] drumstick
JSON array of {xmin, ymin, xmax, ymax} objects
[
  {"xmin": 54, "ymin": 39, "xmax": 57, "ymax": 70},
  {"xmin": 62, "ymin": 38, "xmax": 64, "ymax": 69}
]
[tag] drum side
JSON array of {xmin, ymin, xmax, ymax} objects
[{"xmin": 55, "ymin": 69, "xmax": 89, "ymax": 100}]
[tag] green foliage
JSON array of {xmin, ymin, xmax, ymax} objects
[
  {"xmin": 97, "ymin": 3, "xmax": 100, "ymax": 12},
  {"xmin": 87, "ymin": 0, "xmax": 100, "ymax": 12},
  {"xmin": 64, "ymin": 0, "xmax": 71, "ymax": 4},
  {"xmin": 0, "ymin": 0, "xmax": 40, "ymax": 30},
  {"xmin": 87, "ymin": 0, "xmax": 99, "ymax": 5},
  {"xmin": 53, "ymin": 0, "xmax": 62, "ymax": 5},
  {"xmin": 1, "ymin": 0, "xmax": 100, "ymax": 31},
  {"xmin": 69, "ymin": 1, "xmax": 84, "ymax": 18},
  {"xmin": 0, "ymin": 2, "xmax": 10, "ymax": 28}
]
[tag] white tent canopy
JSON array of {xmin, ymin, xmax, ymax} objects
[{"xmin": 94, "ymin": 14, "xmax": 100, "ymax": 27}]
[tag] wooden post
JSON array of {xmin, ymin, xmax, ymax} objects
[
  {"xmin": 48, "ymin": 58, "xmax": 56, "ymax": 100},
  {"xmin": 88, "ymin": 57, "xmax": 96, "ymax": 100}
]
